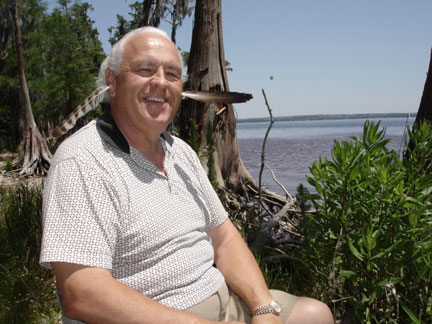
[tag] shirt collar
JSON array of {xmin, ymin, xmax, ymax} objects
[{"xmin": 96, "ymin": 103, "xmax": 174, "ymax": 154}]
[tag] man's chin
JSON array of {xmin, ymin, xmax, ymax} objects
[
  {"xmin": 146, "ymin": 115, "xmax": 173, "ymax": 130},
  {"xmin": 147, "ymin": 109, "xmax": 176, "ymax": 122}
]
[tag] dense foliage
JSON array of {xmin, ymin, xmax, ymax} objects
[
  {"xmin": 295, "ymin": 121, "xmax": 432, "ymax": 323},
  {"xmin": 0, "ymin": 0, "xmax": 104, "ymax": 151}
]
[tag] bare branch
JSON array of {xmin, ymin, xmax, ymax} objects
[
  {"xmin": 258, "ymin": 89, "xmax": 274, "ymax": 207},
  {"xmin": 264, "ymin": 162, "xmax": 294, "ymax": 201}
]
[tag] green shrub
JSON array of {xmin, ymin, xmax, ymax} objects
[
  {"xmin": 296, "ymin": 121, "xmax": 432, "ymax": 323},
  {"xmin": 0, "ymin": 185, "xmax": 60, "ymax": 324},
  {"xmin": 1, "ymin": 159, "xmax": 13, "ymax": 172}
]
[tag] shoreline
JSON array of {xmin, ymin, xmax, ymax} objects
[{"xmin": 237, "ymin": 112, "xmax": 416, "ymax": 123}]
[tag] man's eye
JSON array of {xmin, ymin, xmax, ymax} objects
[
  {"xmin": 166, "ymin": 72, "xmax": 180, "ymax": 80},
  {"xmin": 136, "ymin": 67, "xmax": 154, "ymax": 75}
]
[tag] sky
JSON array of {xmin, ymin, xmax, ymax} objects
[{"xmin": 46, "ymin": 0, "xmax": 432, "ymax": 119}]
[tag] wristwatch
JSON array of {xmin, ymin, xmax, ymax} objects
[{"xmin": 251, "ymin": 300, "xmax": 282, "ymax": 316}]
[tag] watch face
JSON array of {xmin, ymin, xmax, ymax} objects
[{"xmin": 270, "ymin": 300, "xmax": 282, "ymax": 313}]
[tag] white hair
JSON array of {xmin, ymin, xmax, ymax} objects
[{"xmin": 96, "ymin": 26, "xmax": 183, "ymax": 89}]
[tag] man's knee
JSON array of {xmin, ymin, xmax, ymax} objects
[{"xmin": 287, "ymin": 297, "xmax": 334, "ymax": 324}]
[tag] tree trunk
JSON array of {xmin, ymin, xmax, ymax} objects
[
  {"xmin": 405, "ymin": 48, "xmax": 432, "ymax": 159},
  {"xmin": 141, "ymin": 0, "xmax": 152, "ymax": 26},
  {"xmin": 136, "ymin": 0, "xmax": 163, "ymax": 28},
  {"xmin": 170, "ymin": 0, "xmax": 179, "ymax": 44},
  {"xmin": 413, "ymin": 48, "xmax": 432, "ymax": 127},
  {"xmin": 176, "ymin": 0, "xmax": 256, "ymax": 196},
  {"xmin": 12, "ymin": 0, "xmax": 52, "ymax": 176},
  {"xmin": 151, "ymin": 0, "xmax": 164, "ymax": 27}
]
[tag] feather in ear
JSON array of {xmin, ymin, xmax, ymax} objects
[
  {"xmin": 48, "ymin": 86, "xmax": 111, "ymax": 140},
  {"xmin": 48, "ymin": 87, "xmax": 252, "ymax": 141},
  {"xmin": 181, "ymin": 91, "xmax": 253, "ymax": 103}
]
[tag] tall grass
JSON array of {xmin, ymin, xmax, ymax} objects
[{"xmin": 0, "ymin": 184, "xmax": 60, "ymax": 324}]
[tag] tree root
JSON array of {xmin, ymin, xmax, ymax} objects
[{"xmin": 15, "ymin": 126, "xmax": 52, "ymax": 177}]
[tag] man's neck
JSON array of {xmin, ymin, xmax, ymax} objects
[{"xmin": 111, "ymin": 112, "xmax": 166, "ymax": 173}]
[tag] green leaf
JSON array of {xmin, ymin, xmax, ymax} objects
[
  {"xmin": 421, "ymin": 186, "xmax": 432, "ymax": 196},
  {"xmin": 329, "ymin": 229, "xmax": 337, "ymax": 239},
  {"xmin": 348, "ymin": 238, "xmax": 364, "ymax": 261},
  {"xmin": 339, "ymin": 269, "xmax": 360, "ymax": 282},
  {"xmin": 408, "ymin": 213, "xmax": 418, "ymax": 228},
  {"xmin": 370, "ymin": 251, "xmax": 385, "ymax": 260}
]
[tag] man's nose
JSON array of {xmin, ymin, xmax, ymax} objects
[{"xmin": 151, "ymin": 67, "xmax": 168, "ymax": 86}]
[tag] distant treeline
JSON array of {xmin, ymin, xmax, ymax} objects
[{"xmin": 237, "ymin": 112, "xmax": 417, "ymax": 123}]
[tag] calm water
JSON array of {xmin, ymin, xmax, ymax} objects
[{"xmin": 237, "ymin": 117, "xmax": 414, "ymax": 195}]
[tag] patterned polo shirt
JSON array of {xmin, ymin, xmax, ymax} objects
[{"xmin": 40, "ymin": 109, "xmax": 227, "ymax": 311}]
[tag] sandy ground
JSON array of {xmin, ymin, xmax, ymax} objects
[
  {"xmin": 0, "ymin": 153, "xmax": 45, "ymax": 189},
  {"xmin": 0, "ymin": 172, "xmax": 45, "ymax": 189}
]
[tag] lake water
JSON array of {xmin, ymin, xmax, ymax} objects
[{"xmin": 237, "ymin": 117, "xmax": 414, "ymax": 195}]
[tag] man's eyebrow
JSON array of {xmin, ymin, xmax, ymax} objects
[
  {"xmin": 130, "ymin": 59, "xmax": 181, "ymax": 72},
  {"xmin": 130, "ymin": 59, "xmax": 157, "ymax": 68},
  {"xmin": 165, "ymin": 63, "xmax": 182, "ymax": 73}
]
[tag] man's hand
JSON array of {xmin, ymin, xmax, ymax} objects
[
  {"xmin": 251, "ymin": 314, "xmax": 283, "ymax": 324},
  {"xmin": 208, "ymin": 220, "xmax": 282, "ymax": 322}
]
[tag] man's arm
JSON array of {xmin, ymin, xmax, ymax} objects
[
  {"xmin": 207, "ymin": 219, "xmax": 283, "ymax": 324},
  {"xmin": 52, "ymin": 262, "xmax": 243, "ymax": 324}
]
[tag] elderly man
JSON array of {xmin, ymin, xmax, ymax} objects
[{"xmin": 40, "ymin": 27, "xmax": 333, "ymax": 324}]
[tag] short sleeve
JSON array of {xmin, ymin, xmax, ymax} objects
[{"xmin": 40, "ymin": 157, "xmax": 121, "ymax": 269}]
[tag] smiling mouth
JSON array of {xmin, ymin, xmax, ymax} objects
[{"xmin": 145, "ymin": 97, "xmax": 167, "ymax": 103}]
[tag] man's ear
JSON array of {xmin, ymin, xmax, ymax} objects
[{"xmin": 106, "ymin": 68, "xmax": 116, "ymax": 97}]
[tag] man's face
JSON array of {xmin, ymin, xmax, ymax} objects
[{"xmin": 108, "ymin": 33, "xmax": 183, "ymax": 136}]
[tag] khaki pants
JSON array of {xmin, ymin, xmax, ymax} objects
[{"xmin": 186, "ymin": 282, "xmax": 297, "ymax": 323}]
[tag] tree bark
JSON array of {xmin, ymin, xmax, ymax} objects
[
  {"xmin": 12, "ymin": 0, "xmax": 52, "ymax": 176},
  {"xmin": 176, "ymin": 0, "xmax": 256, "ymax": 195}
]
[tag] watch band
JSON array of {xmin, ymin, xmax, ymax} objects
[{"xmin": 251, "ymin": 300, "xmax": 281, "ymax": 317}]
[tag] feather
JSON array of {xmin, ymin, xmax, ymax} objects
[
  {"xmin": 182, "ymin": 91, "xmax": 253, "ymax": 103},
  {"xmin": 48, "ymin": 86, "xmax": 110, "ymax": 140},
  {"xmin": 48, "ymin": 88, "xmax": 252, "ymax": 141}
]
